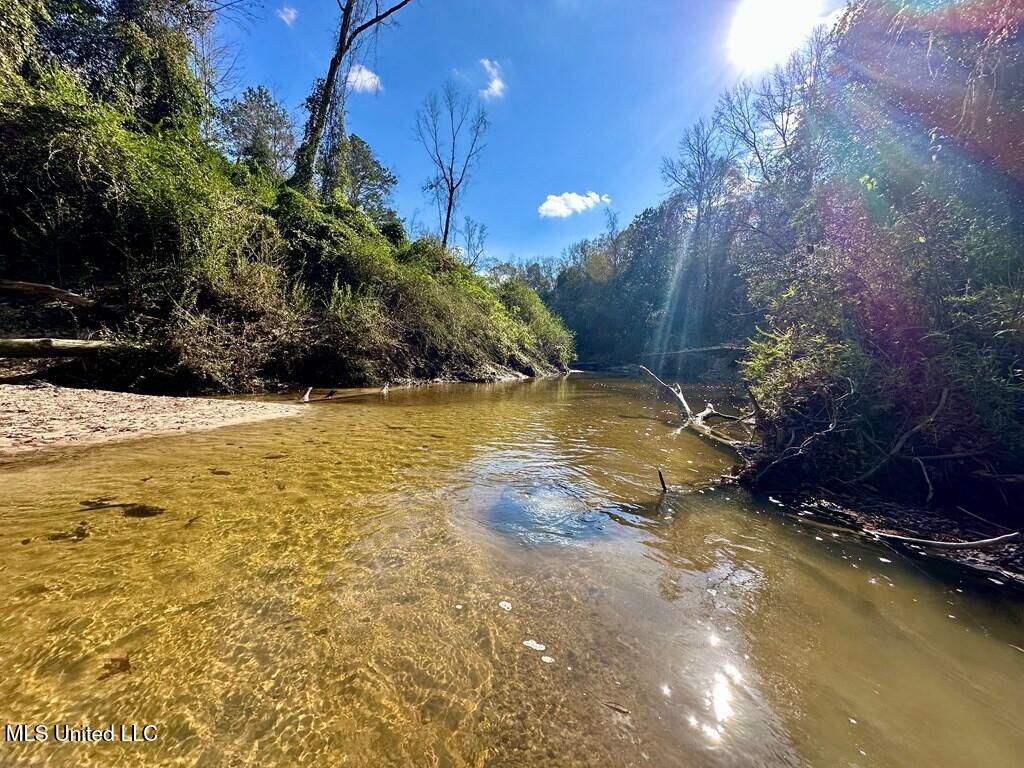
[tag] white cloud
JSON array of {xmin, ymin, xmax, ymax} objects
[
  {"xmin": 538, "ymin": 191, "xmax": 611, "ymax": 218},
  {"xmin": 346, "ymin": 64, "xmax": 381, "ymax": 93},
  {"xmin": 479, "ymin": 58, "xmax": 505, "ymax": 100},
  {"xmin": 276, "ymin": 6, "xmax": 297, "ymax": 25}
]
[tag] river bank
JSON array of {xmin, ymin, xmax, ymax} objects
[
  {"xmin": 0, "ymin": 383, "xmax": 304, "ymax": 458},
  {"xmin": 629, "ymin": 369, "xmax": 1024, "ymax": 588},
  {"xmin": 750, "ymin": 490, "xmax": 1024, "ymax": 591}
]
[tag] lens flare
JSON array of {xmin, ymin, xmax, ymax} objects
[{"xmin": 728, "ymin": 0, "xmax": 826, "ymax": 72}]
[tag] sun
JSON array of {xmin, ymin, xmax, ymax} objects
[{"xmin": 727, "ymin": 0, "xmax": 826, "ymax": 73}]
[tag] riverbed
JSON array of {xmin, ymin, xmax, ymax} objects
[{"xmin": 1, "ymin": 375, "xmax": 1021, "ymax": 766}]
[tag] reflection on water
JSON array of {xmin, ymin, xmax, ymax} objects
[{"xmin": 0, "ymin": 376, "xmax": 1022, "ymax": 767}]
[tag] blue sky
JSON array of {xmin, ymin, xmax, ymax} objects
[{"xmin": 224, "ymin": 0, "xmax": 844, "ymax": 261}]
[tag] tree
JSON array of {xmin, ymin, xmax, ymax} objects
[
  {"xmin": 290, "ymin": 0, "xmax": 413, "ymax": 192},
  {"xmin": 317, "ymin": 90, "xmax": 351, "ymax": 202},
  {"xmin": 460, "ymin": 216, "xmax": 488, "ymax": 269},
  {"xmin": 216, "ymin": 86, "xmax": 296, "ymax": 177},
  {"xmin": 192, "ymin": 11, "xmax": 243, "ymax": 140},
  {"xmin": 415, "ymin": 80, "xmax": 488, "ymax": 248},
  {"xmin": 36, "ymin": 0, "xmax": 210, "ymax": 128},
  {"xmin": 343, "ymin": 134, "xmax": 398, "ymax": 216}
]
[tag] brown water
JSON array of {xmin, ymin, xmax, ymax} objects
[{"xmin": 1, "ymin": 375, "xmax": 1022, "ymax": 767}]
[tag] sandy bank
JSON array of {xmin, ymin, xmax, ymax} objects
[{"xmin": 0, "ymin": 383, "xmax": 304, "ymax": 457}]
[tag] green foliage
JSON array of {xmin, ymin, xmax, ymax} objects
[
  {"xmin": 1, "ymin": 9, "xmax": 573, "ymax": 392},
  {"xmin": 525, "ymin": 0, "xmax": 1024, "ymax": 513},
  {"xmin": 216, "ymin": 86, "xmax": 296, "ymax": 179},
  {"xmin": 515, "ymin": 197, "xmax": 724, "ymax": 371},
  {"xmin": 497, "ymin": 278, "xmax": 575, "ymax": 369},
  {"xmin": 37, "ymin": 0, "xmax": 208, "ymax": 130},
  {"xmin": 321, "ymin": 132, "xmax": 399, "ymax": 222},
  {"xmin": 0, "ymin": 68, "xmax": 227, "ymax": 294},
  {"xmin": 398, "ymin": 236, "xmax": 460, "ymax": 272},
  {"xmin": 0, "ymin": 0, "xmax": 46, "ymax": 94},
  {"xmin": 734, "ymin": 1, "xmax": 1024, "ymax": 509},
  {"xmin": 274, "ymin": 186, "xmax": 397, "ymax": 290}
]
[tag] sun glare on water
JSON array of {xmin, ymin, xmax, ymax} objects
[{"xmin": 728, "ymin": 0, "xmax": 826, "ymax": 72}]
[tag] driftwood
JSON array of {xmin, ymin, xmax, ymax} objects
[
  {"xmin": 639, "ymin": 344, "xmax": 747, "ymax": 358},
  {"xmin": 865, "ymin": 529, "xmax": 1021, "ymax": 550},
  {"xmin": 0, "ymin": 338, "xmax": 115, "ymax": 358},
  {"xmin": 790, "ymin": 509, "xmax": 1022, "ymax": 551},
  {"xmin": 0, "ymin": 279, "xmax": 99, "ymax": 308},
  {"xmin": 973, "ymin": 471, "xmax": 1024, "ymax": 484},
  {"xmin": 638, "ymin": 365, "xmax": 753, "ymax": 451}
]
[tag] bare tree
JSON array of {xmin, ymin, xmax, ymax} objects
[
  {"xmin": 460, "ymin": 216, "xmax": 488, "ymax": 269},
  {"xmin": 716, "ymin": 80, "xmax": 776, "ymax": 184},
  {"xmin": 193, "ymin": 17, "xmax": 241, "ymax": 140},
  {"xmin": 290, "ymin": 0, "xmax": 413, "ymax": 192},
  {"xmin": 416, "ymin": 81, "xmax": 488, "ymax": 249},
  {"xmin": 661, "ymin": 118, "xmax": 738, "ymax": 244}
]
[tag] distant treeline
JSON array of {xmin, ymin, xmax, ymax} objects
[
  {"xmin": 0, "ymin": 0, "xmax": 573, "ymax": 391},
  {"xmin": 503, "ymin": 0, "xmax": 1024, "ymax": 511}
]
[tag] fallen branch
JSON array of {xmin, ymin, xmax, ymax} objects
[
  {"xmin": 973, "ymin": 471, "xmax": 1024, "ymax": 484},
  {"xmin": 0, "ymin": 279, "xmax": 98, "ymax": 308},
  {"xmin": 639, "ymin": 344, "xmax": 746, "ymax": 358},
  {"xmin": 0, "ymin": 278, "xmax": 158, "ymax": 324},
  {"xmin": 638, "ymin": 364, "xmax": 691, "ymax": 418},
  {"xmin": 914, "ymin": 457, "xmax": 934, "ymax": 504},
  {"xmin": 744, "ymin": 382, "xmax": 766, "ymax": 427},
  {"xmin": 0, "ymin": 338, "xmax": 115, "ymax": 358},
  {"xmin": 694, "ymin": 404, "xmax": 754, "ymax": 423},
  {"xmin": 638, "ymin": 365, "xmax": 753, "ymax": 452},
  {"xmin": 855, "ymin": 388, "xmax": 949, "ymax": 483},
  {"xmin": 865, "ymin": 529, "xmax": 1021, "ymax": 550}
]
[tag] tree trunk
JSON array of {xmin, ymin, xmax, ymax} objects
[
  {"xmin": 0, "ymin": 338, "xmax": 116, "ymax": 358},
  {"xmin": 441, "ymin": 189, "xmax": 455, "ymax": 248},
  {"xmin": 289, "ymin": 0, "xmax": 413, "ymax": 193},
  {"xmin": 640, "ymin": 344, "xmax": 747, "ymax": 358},
  {"xmin": 289, "ymin": 1, "xmax": 355, "ymax": 193}
]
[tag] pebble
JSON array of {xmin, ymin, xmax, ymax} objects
[{"xmin": 523, "ymin": 639, "xmax": 546, "ymax": 651}]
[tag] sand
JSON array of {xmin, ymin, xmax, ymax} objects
[{"xmin": 0, "ymin": 383, "xmax": 304, "ymax": 456}]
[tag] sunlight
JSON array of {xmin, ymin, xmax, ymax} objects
[{"xmin": 728, "ymin": 0, "xmax": 825, "ymax": 72}]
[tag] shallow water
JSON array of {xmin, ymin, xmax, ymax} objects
[{"xmin": 1, "ymin": 375, "xmax": 1022, "ymax": 767}]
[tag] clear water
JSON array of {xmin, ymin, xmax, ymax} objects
[{"xmin": 1, "ymin": 376, "xmax": 1021, "ymax": 767}]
